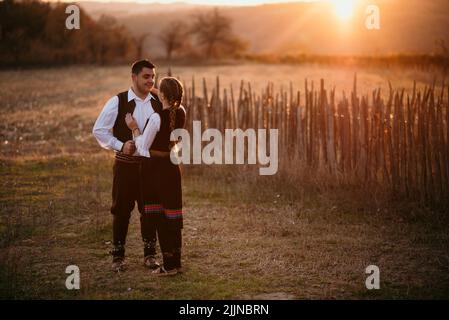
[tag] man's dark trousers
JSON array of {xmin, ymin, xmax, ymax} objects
[{"xmin": 111, "ymin": 158, "xmax": 157, "ymax": 258}]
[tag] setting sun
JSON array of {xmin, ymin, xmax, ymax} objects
[{"xmin": 333, "ymin": 0, "xmax": 355, "ymax": 20}]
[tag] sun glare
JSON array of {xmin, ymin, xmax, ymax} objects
[{"xmin": 333, "ymin": 0, "xmax": 354, "ymax": 20}]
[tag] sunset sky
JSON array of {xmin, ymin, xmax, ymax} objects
[
  {"xmin": 46, "ymin": 0, "xmax": 449, "ymax": 55},
  {"xmin": 50, "ymin": 0, "xmax": 356, "ymax": 19},
  {"xmin": 52, "ymin": 0, "xmax": 320, "ymax": 5}
]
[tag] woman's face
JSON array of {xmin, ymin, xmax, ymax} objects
[{"xmin": 159, "ymin": 90, "xmax": 166, "ymax": 103}]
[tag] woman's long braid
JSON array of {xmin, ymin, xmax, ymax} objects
[
  {"xmin": 166, "ymin": 78, "xmax": 183, "ymax": 150},
  {"xmin": 168, "ymin": 105, "xmax": 177, "ymax": 150}
]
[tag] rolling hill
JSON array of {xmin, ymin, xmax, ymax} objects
[{"xmin": 78, "ymin": 0, "xmax": 449, "ymax": 57}]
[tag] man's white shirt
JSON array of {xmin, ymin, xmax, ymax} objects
[{"xmin": 92, "ymin": 88, "xmax": 157, "ymax": 157}]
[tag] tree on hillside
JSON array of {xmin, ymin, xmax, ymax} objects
[
  {"xmin": 0, "ymin": 0, "xmax": 137, "ymax": 66},
  {"xmin": 0, "ymin": 0, "xmax": 51, "ymax": 63},
  {"xmin": 159, "ymin": 20, "xmax": 190, "ymax": 61},
  {"xmin": 436, "ymin": 38, "xmax": 448, "ymax": 56},
  {"xmin": 95, "ymin": 14, "xmax": 137, "ymax": 64},
  {"xmin": 134, "ymin": 32, "xmax": 151, "ymax": 60},
  {"xmin": 190, "ymin": 8, "xmax": 248, "ymax": 60}
]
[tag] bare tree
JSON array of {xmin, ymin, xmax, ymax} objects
[
  {"xmin": 436, "ymin": 38, "xmax": 448, "ymax": 56},
  {"xmin": 159, "ymin": 20, "xmax": 190, "ymax": 61},
  {"xmin": 134, "ymin": 32, "xmax": 151, "ymax": 60},
  {"xmin": 191, "ymin": 8, "xmax": 247, "ymax": 60}
]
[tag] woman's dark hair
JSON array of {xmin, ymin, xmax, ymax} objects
[
  {"xmin": 131, "ymin": 59, "xmax": 155, "ymax": 75},
  {"xmin": 159, "ymin": 77, "xmax": 184, "ymax": 149}
]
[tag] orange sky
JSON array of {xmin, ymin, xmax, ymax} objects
[{"xmin": 48, "ymin": 0, "xmax": 321, "ymax": 6}]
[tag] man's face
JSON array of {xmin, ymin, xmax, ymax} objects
[{"xmin": 132, "ymin": 67, "xmax": 155, "ymax": 94}]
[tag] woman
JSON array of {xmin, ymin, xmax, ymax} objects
[{"xmin": 125, "ymin": 77, "xmax": 186, "ymax": 276}]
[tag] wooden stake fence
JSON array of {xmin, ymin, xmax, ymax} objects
[{"xmin": 179, "ymin": 75, "xmax": 449, "ymax": 205}]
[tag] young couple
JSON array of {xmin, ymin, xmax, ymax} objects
[{"xmin": 92, "ymin": 59, "xmax": 186, "ymax": 276}]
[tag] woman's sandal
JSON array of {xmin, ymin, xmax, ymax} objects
[{"xmin": 151, "ymin": 266, "xmax": 178, "ymax": 276}]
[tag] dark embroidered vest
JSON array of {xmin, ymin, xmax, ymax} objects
[{"xmin": 113, "ymin": 91, "xmax": 163, "ymax": 162}]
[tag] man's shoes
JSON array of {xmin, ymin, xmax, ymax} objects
[
  {"xmin": 110, "ymin": 244, "xmax": 126, "ymax": 272},
  {"xmin": 144, "ymin": 255, "xmax": 160, "ymax": 270},
  {"xmin": 151, "ymin": 266, "xmax": 178, "ymax": 277},
  {"xmin": 112, "ymin": 257, "xmax": 126, "ymax": 272}
]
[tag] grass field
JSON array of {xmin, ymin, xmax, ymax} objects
[{"xmin": 1, "ymin": 64, "xmax": 448, "ymax": 299}]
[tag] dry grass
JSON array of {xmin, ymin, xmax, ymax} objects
[
  {"xmin": 1, "ymin": 156, "xmax": 449, "ymax": 299},
  {"xmin": 0, "ymin": 64, "xmax": 444, "ymax": 160},
  {"xmin": 1, "ymin": 65, "xmax": 448, "ymax": 299}
]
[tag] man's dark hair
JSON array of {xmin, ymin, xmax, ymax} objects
[{"xmin": 131, "ymin": 59, "xmax": 156, "ymax": 75}]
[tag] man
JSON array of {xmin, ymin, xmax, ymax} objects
[{"xmin": 92, "ymin": 59, "xmax": 162, "ymax": 271}]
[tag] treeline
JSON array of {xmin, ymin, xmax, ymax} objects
[
  {"xmin": 156, "ymin": 8, "xmax": 248, "ymax": 62},
  {"xmin": 243, "ymin": 53, "xmax": 449, "ymax": 70},
  {"xmin": 0, "ymin": 0, "xmax": 137, "ymax": 67}
]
